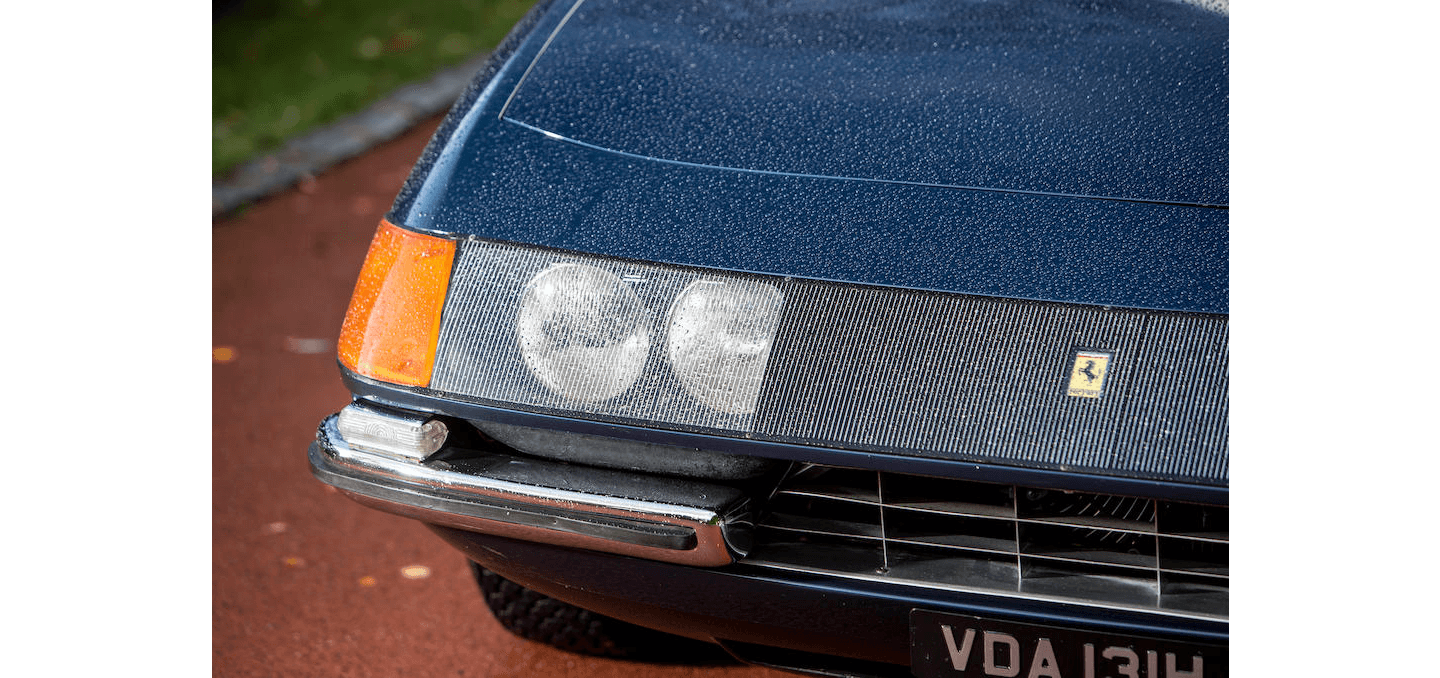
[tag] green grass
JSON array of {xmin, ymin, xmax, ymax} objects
[{"xmin": 213, "ymin": 0, "xmax": 536, "ymax": 176}]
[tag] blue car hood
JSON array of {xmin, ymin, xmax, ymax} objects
[{"xmin": 393, "ymin": 0, "xmax": 1228, "ymax": 314}]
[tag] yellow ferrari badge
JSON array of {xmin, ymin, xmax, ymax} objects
[{"xmin": 1067, "ymin": 351, "xmax": 1112, "ymax": 398}]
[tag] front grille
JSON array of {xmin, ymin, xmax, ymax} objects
[{"xmin": 743, "ymin": 466, "xmax": 1227, "ymax": 619}]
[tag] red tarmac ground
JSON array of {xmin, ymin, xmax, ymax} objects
[{"xmin": 212, "ymin": 115, "xmax": 788, "ymax": 678}]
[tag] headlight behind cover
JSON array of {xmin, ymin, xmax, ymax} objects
[{"xmin": 364, "ymin": 236, "xmax": 1227, "ymax": 486}]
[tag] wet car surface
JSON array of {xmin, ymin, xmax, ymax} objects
[
  {"xmin": 304, "ymin": 1, "xmax": 1228, "ymax": 676},
  {"xmin": 212, "ymin": 114, "xmax": 786, "ymax": 678}
]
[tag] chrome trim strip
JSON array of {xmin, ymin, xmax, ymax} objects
[
  {"xmin": 310, "ymin": 416, "xmax": 744, "ymax": 567},
  {"xmin": 497, "ymin": 0, "xmax": 587, "ymax": 120}
]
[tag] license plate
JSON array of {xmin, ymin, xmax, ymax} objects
[{"xmin": 911, "ymin": 610, "xmax": 1225, "ymax": 678}]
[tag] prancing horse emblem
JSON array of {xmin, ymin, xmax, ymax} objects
[{"xmin": 1067, "ymin": 350, "xmax": 1113, "ymax": 399}]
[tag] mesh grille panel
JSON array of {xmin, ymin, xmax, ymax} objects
[{"xmin": 754, "ymin": 282, "xmax": 1227, "ymax": 484}]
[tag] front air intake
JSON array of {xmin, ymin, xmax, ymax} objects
[{"xmin": 744, "ymin": 466, "xmax": 1226, "ymax": 619}]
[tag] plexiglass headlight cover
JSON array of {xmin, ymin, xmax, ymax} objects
[
  {"xmin": 417, "ymin": 238, "xmax": 1229, "ymax": 487},
  {"xmin": 430, "ymin": 240, "xmax": 785, "ymax": 432}
]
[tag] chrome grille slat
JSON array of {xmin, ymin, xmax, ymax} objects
[
  {"xmin": 1162, "ymin": 569, "xmax": 1228, "ymax": 578},
  {"xmin": 1020, "ymin": 515, "xmax": 1157, "ymax": 533},
  {"xmin": 1164, "ymin": 531, "xmax": 1229, "ymax": 543},
  {"xmin": 885, "ymin": 500, "xmax": 1014, "ymax": 518},
  {"xmin": 776, "ymin": 487, "xmax": 880, "ymax": 504},
  {"xmin": 887, "ymin": 535, "xmax": 1017, "ymax": 556},
  {"xmin": 764, "ymin": 514, "xmax": 884, "ymax": 540},
  {"xmin": 1022, "ymin": 550, "xmax": 1158, "ymax": 570},
  {"xmin": 745, "ymin": 465, "xmax": 1228, "ymax": 620}
]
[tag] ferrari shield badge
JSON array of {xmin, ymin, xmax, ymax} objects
[{"xmin": 1066, "ymin": 350, "xmax": 1112, "ymax": 399}]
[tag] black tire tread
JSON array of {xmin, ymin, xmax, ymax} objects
[{"xmin": 469, "ymin": 561, "xmax": 733, "ymax": 663}]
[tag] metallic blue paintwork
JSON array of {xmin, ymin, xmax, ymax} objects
[
  {"xmin": 391, "ymin": 0, "xmax": 1228, "ymax": 315},
  {"xmin": 504, "ymin": 0, "xmax": 1228, "ymax": 207}
]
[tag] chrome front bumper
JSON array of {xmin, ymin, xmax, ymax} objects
[{"xmin": 308, "ymin": 414, "xmax": 752, "ymax": 567}]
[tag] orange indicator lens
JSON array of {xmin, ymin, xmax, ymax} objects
[{"xmin": 338, "ymin": 220, "xmax": 456, "ymax": 386}]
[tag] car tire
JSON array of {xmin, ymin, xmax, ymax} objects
[{"xmin": 468, "ymin": 560, "xmax": 735, "ymax": 664}]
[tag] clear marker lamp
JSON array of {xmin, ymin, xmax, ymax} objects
[{"xmin": 335, "ymin": 401, "xmax": 448, "ymax": 461}]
